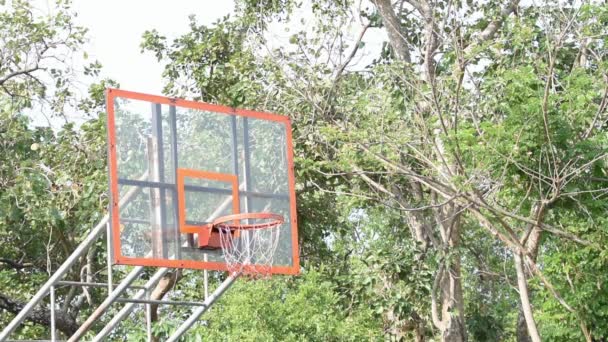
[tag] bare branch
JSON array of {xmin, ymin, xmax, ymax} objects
[
  {"xmin": 334, "ymin": 21, "xmax": 371, "ymax": 80},
  {"xmin": 0, "ymin": 65, "xmax": 40, "ymax": 86},
  {"xmin": 0, "ymin": 292, "xmax": 79, "ymax": 336},
  {"xmin": 0, "ymin": 258, "xmax": 35, "ymax": 270},
  {"xmin": 463, "ymin": 0, "xmax": 520, "ymax": 58}
]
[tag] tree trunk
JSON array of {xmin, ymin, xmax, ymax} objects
[
  {"xmin": 516, "ymin": 306, "xmax": 533, "ymax": 342},
  {"xmin": 0, "ymin": 292, "xmax": 79, "ymax": 337},
  {"xmin": 516, "ymin": 208, "xmax": 544, "ymax": 341},
  {"xmin": 370, "ymin": 1, "xmax": 468, "ymax": 340},
  {"xmin": 415, "ymin": 325, "xmax": 425, "ymax": 342},
  {"xmin": 440, "ymin": 219, "xmax": 467, "ymax": 342},
  {"xmin": 514, "ymin": 253, "xmax": 541, "ymax": 342},
  {"xmin": 150, "ymin": 270, "xmax": 182, "ymax": 342},
  {"xmin": 441, "ymin": 266, "xmax": 466, "ymax": 341},
  {"xmin": 430, "ymin": 201, "xmax": 467, "ymax": 342},
  {"xmin": 372, "ymin": 0, "xmax": 411, "ymax": 63}
]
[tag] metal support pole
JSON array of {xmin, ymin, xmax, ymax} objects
[
  {"xmin": 146, "ymin": 288, "xmax": 152, "ymax": 342},
  {"xmin": 56, "ymin": 280, "xmax": 146, "ymax": 290},
  {"xmin": 115, "ymin": 298, "xmax": 207, "ymax": 307},
  {"xmin": 242, "ymin": 118, "xmax": 253, "ymax": 264},
  {"xmin": 151, "ymin": 103, "xmax": 169, "ymax": 259},
  {"xmin": 92, "ymin": 268, "xmax": 169, "ymax": 342},
  {"xmin": 106, "ymin": 222, "xmax": 113, "ymax": 293},
  {"xmin": 67, "ymin": 266, "xmax": 145, "ymax": 342},
  {"xmin": 95, "ymin": 199, "xmax": 230, "ymax": 340},
  {"xmin": 0, "ymin": 175, "xmax": 145, "ymax": 340},
  {"xmin": 166, "ymin": 274, "xmax": 239, "ymax": 342},
  {"xmin": 203, "ymin": 254, "xmax": 209, "ymax": 300},
  {"xmin": 148, "ymin": 137, "xmax": 164, "ymax": 258},
  {"xmin": 0, "ymin": 216, "xmax": 108, "ymax": 341},
  {"xmin": 50, "ymin": 286, "xmax": 56, "ymax": 342},
  {"xmin": 169, "ymin": 104, "xmax": 181, "ymax": 260}
]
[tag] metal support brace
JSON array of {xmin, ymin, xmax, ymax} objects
[
  {"xmin": 106, "ymin": 222, "xmax": 113, "ymax": 293},
  {"xmin": 116, "ymin": 298, "xmax": 208, "ymax": 307},
  {"xmin": 146, "ymin": 288, "xmax": 152, "ymax": 342},
  {"xmin": 50, "ymin": 286, "xmax": 56, "ymax": 342},
  {"xmin": 67, "ymin": 266, "xmax": 145, "ymax": 341},
  {"xmin": 166, "ymin": 274, "xmax": 239, "ymax": 342},
  {"xmin": 0, "ymin": 217, "xmax": 109, "ymax": 341},
  {"xmin": 56, "ymin": 280, "xmax": 146, "ymax": 290},
  {"xmin": 95, "ymin": 193, "xmax": 235, "ymax": 340},
  {"xmin": 92, "ymin": 268, "xmax": 169, "ymax": 341},
  {"xmin": 204, "ymin": 254, "xmax": 209, "ymax": 300}
]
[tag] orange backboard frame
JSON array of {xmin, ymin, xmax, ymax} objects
[{"xmin": 106, "ymin": 88, "xmax": 300, "ymax": 275}]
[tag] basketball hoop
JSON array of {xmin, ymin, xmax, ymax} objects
[{"xmin": 212, "ymin": 213, "xmax": 284, "ymax": 277}]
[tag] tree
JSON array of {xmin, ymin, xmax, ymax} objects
[
  {"xmin": 0, "ymin": 106, "xmax": 109, "ymax": 337},
  {"xmin": 0, "ymin": 0, "xmax": 101, "ymax": 119},
  {"xmin": 0, "ymin": 1, "xmax": 114, "ymax": 338},
  {"xmin": 2, "ymin": 0, "xmax": 607, "ymax": 340},
  {"xmin": 118, "ymin": 270, "xmax": 383, "ymax": 341},
  {"xmin": 145, "ymin": 0, "xmax": 606, "ymax": 340}
]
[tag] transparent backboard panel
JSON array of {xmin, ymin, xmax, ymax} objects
[
  {"xmin": 107, "ymin": 89, "xmax": 299, "ymax": 274},
  {"xmin": 183, "ymin": 178, "xmax": 234, "ymax": 226}
]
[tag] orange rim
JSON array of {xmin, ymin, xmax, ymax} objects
[{"xmin": 212, "ymin": 213, "xmax": 284, "ymax": 231}]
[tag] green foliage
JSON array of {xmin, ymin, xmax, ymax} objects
[
  {"xmin": 0, "ymin": 70, "xmax": 110, "ymax": 338},
  {"xmin": 188, "ymin": 270, "xmax": 382, "ymax": 341},
  {"xmin": 0, "ymin": 109, "xmax": 108, "ymax": 332},
  {"xmin": 112, "ymin": 270, "xmax": 382, "ymax": 341},
  {"xmin": 2, "ymin": 0, "xmax": 608, "ymax": 340},
  {"xmin": 141, "ymin": 15, "xmax": 264, "ymax": 107},
  {"xmin": 0, "ymin": 0, "xmax": 96, "ymax": 114}
]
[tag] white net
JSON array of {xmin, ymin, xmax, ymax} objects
[{"xmin": 217, "ymin": 217, "xmax": 282, "ymax": 277}]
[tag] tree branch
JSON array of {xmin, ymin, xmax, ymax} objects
[
  {"xmin": 0, "ymin": 292, "xmax": 79, "ymax": 336},
  {"xmin": 463, "ymin": 0, "xmax": 520, "ymax": 59},
  {"xmin": 0, "ymin": 65, "xmax": 40, "ymax": 86},
  {"xmin": 0, "ymin": 258, "xmax": 35, "ymax": 270},
  {"xmin": 514, "ymin": 252, "xmax": 542, "ymax": 342},
  {"xmin": 334, "ymin": 21, "xmax": 371, "ymax": 80},
  {"xmin": 373, "ymin": 0, "xmax": 411, "ymax": 63}
]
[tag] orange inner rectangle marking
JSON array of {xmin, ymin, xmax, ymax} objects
[{"xmin": 176, "ymin": 168, "xmax": 240, "ymax": 234}]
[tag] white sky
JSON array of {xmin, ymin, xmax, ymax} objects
[
  {"xmin": 27, "ymin": 0, "xmax": 384, "ymax": 126},
  {"xmin": 73, "ymin": 0, "xmax": 235, "ymax": 95}
]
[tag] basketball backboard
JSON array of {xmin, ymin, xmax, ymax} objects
[{"xmin": 106, "ymin": 88, "xmax": 299, "ymax": 275}]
